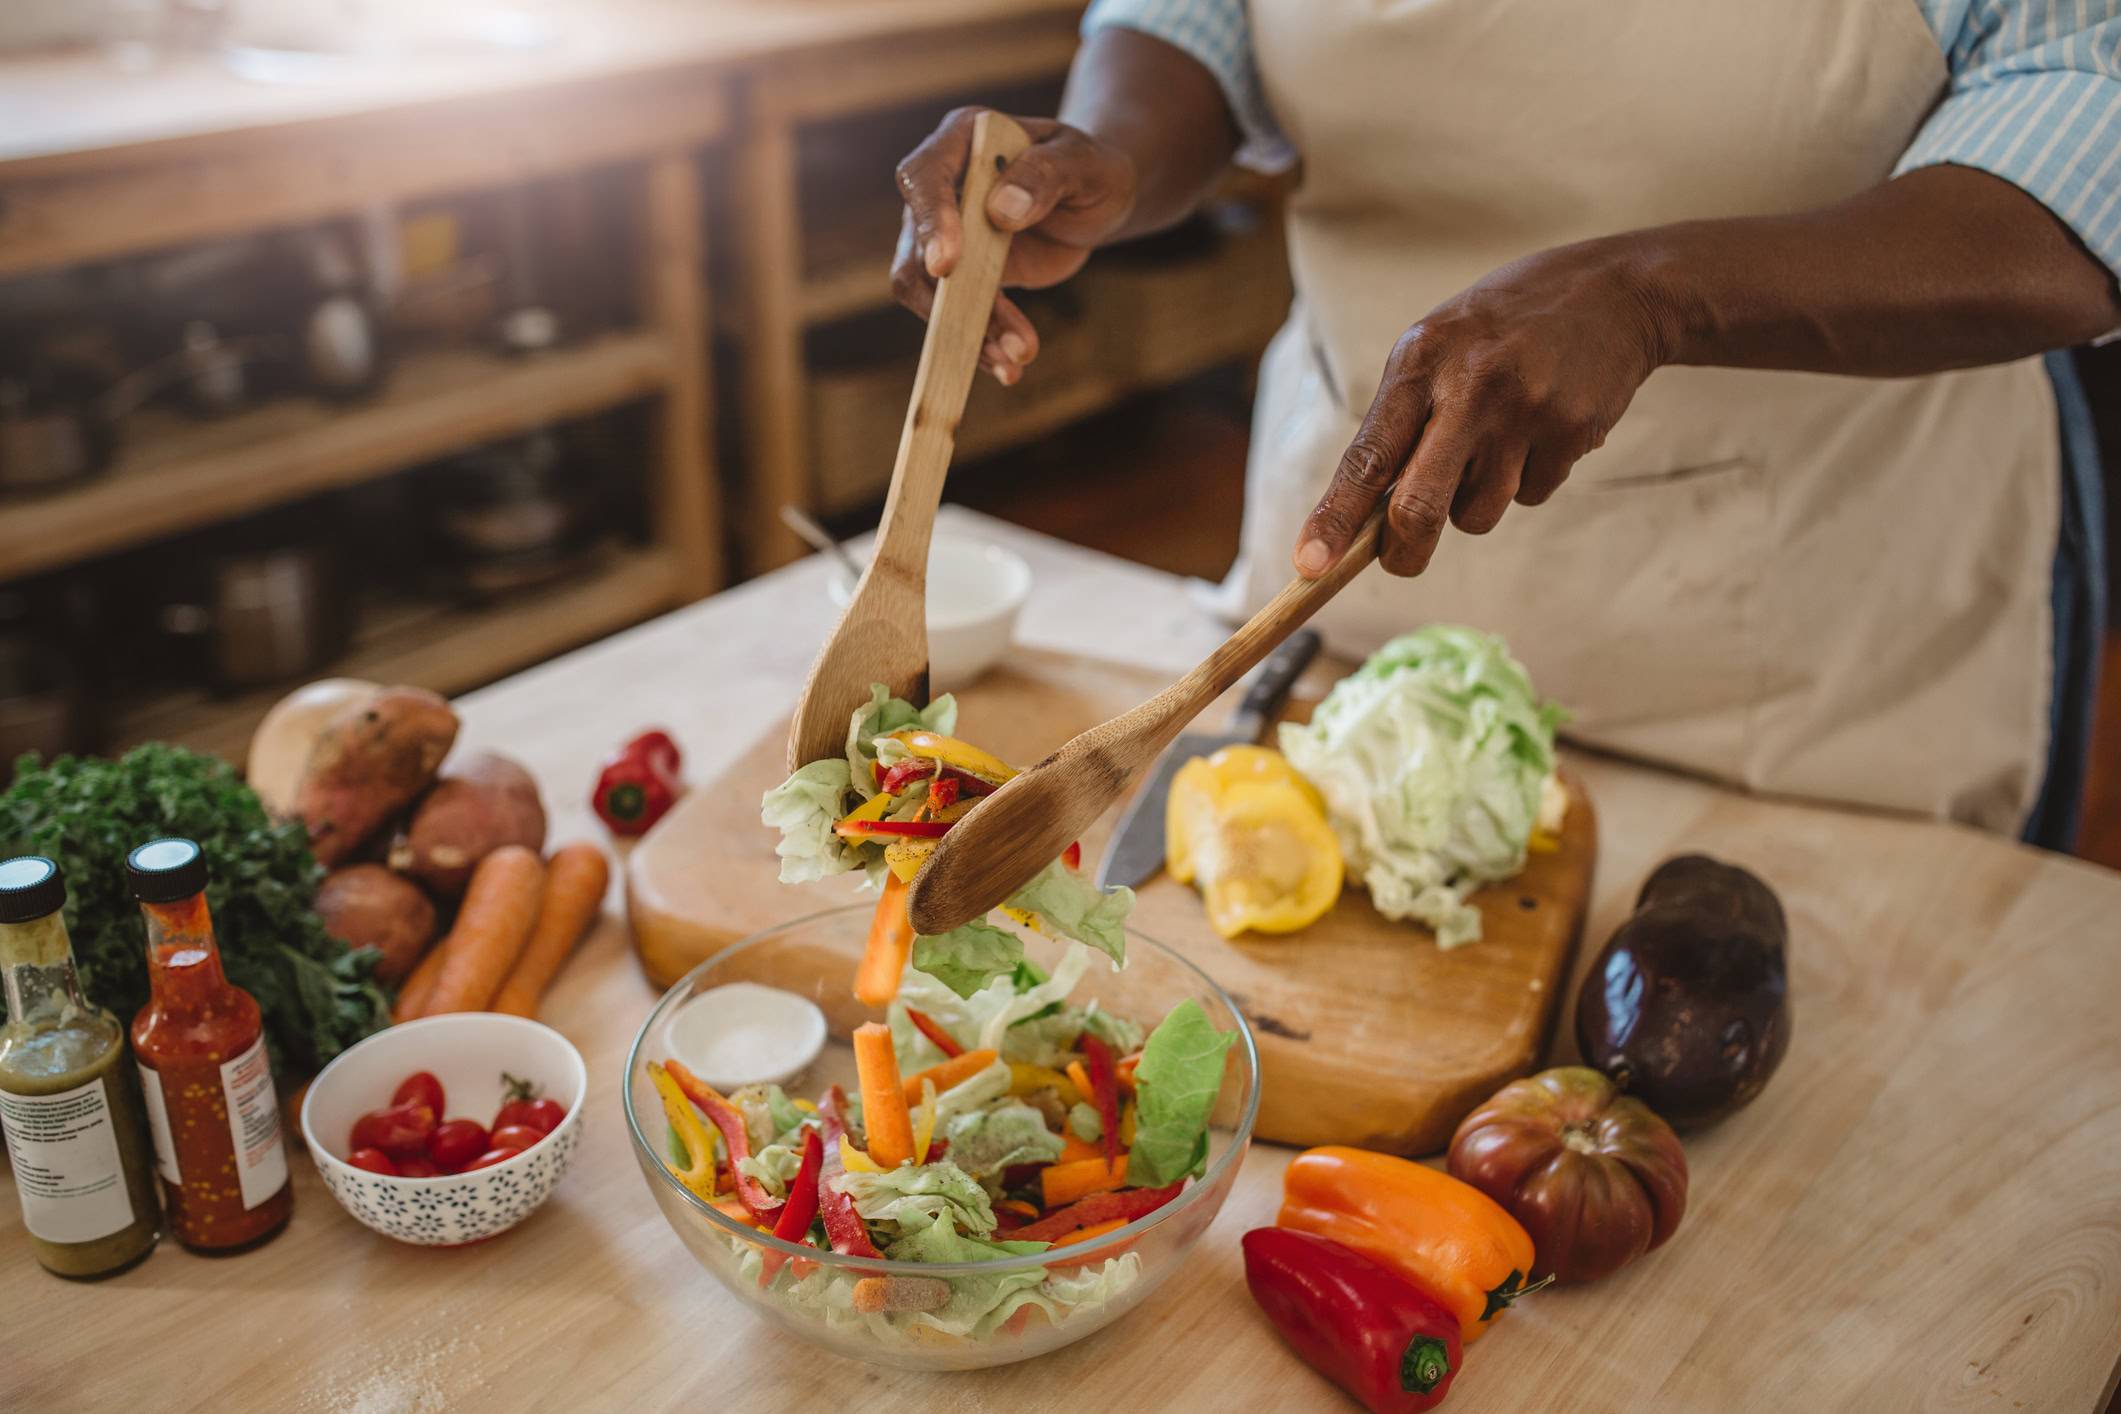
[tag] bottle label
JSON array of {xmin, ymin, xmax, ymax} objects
[
  {"xmin": 218, "ymin": 1036, "xmax": 288, "ymax": 1210},
  {"xmin": 136, "ymin": 1063, "xmax": 182, "ymax": 1185},
  {"xmin": 0, "ymin": 1079, "xmax": 137, "ymax": 1244}
]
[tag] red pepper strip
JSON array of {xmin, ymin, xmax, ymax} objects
[
  {"xmin": 759, "ymin": 1128, "xmax": 825, "ymax": 1287},
  {"xmin": 946, "ymin": 768, "xmax": 998, "ymax": 797},
  {"xmin": 877, "ymin": 758, "xmax": 936, "ymax": 796},
  {"xmin": 1242, "ymin": 1228, "xmax": 1461, "ymax": 1413},
  {"xmin": 1062, "ymin": 840, "xmax": 1082, "ymax": 871},
  {"xmin": 905, "ymin": 1008, "xmax": 965, "ymax": 1059},
  {"xmin": 815, "ymin": 1086, "xmax": 882, "ymax": 1258},
  {"xmin": 927, "ymin": 774, "xmax": 963, "ymax": 813},
  {"xmin": 1081, "ymin": 1033, "xmax": 1124, "ymax": 1165},
  {"xmin": 1015, "ymin": 1180, "xmax": 1183, "ymax": 1242},
  {"xmin": 834, "ymin": 818, "xmax": 951, "ymax": 841},
  {"xmin": 925, "ymin": 1138, "xmax": 949, "ymax": 1164},
  {"xmin": 664, "ymin": 1059, "xmax": 784, "ymax": 1223}
]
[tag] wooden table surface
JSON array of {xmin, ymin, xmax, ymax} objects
[{"xmin": 6, "ymin": 509, "xmax": 2120, "ymax": 1412}]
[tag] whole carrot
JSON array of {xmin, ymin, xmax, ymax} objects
[
  {"xmin": 491, "ymin": 843, "xmax": 610, "ymax": 1018},
  {"xmin": 392, "ymin": 934, "xmax": 454, "ymax": 1022},
  {"xmin": 424, "ymin": 845, "xmax": 546, "ymax": 1014}
]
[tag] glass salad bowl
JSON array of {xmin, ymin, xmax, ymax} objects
[{"xmin": 623, "ymin": 904, "xmax": 1260, "ymax": 1371}]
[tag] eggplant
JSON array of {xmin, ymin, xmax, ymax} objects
[{"xmin": 1574, "ymin": 854, "xmax": 1789, "ymax": 1128}]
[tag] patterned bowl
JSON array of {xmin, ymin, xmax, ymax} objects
[{"xmin": 300, "ymin": 1012, "xmax": 587, "ymax": 1245}]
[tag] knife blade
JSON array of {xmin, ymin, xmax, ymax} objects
[{"xmin": 1094, "ymin": 628, "xmax": 1323, "ymax": 891}]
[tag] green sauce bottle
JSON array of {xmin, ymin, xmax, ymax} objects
[{"xmin": 0, "ymin": 855, "xmax": 161, "ymax": 1278}]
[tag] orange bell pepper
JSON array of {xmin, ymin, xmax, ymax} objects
[{"xmin": 1276, "ymin": 1146, "xmax": 1549, "ymax": 1345}]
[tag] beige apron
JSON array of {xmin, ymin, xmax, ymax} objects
[{"xmin": 1222, "ymin": 0, "xmax": 2060, "ymax": 832}]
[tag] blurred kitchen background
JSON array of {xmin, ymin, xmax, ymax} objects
[{"xmin": 1, "ymin": 0, "xmax": 2116, "ymax": 866}]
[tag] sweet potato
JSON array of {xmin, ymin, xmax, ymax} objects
[
  {"xmin": 294, "ymin": 687, "xmax": 459, "ymax": 865},
  {"xmin": 315, "ymin": 863, "xmax": 438, "ymax": 984},
  {"xmin": 389, "ymin": 751, "xmax": 546, "ymax": 895}
]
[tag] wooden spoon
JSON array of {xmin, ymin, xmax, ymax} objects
[
  {"xmin": 786, "ymin": 111, "xmax": 1033, "ymax": 770},
  {"xmin": 906, "ymin": 510, "xmax": 1385, "ymax": 934}
]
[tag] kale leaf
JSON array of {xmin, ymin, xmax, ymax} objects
[{"xmin": 2, "ymin": 745, "xmax": 391, "ymax": 1075}]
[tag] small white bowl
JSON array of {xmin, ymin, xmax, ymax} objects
[
  {"xmin": 664, "ymin": 982, "xmax": 825, "ymax": 1092},
  {"xmin": 301, "ymin": 1013, "xmax": 587, "ymax": 1246},
  {"xmin": 828, "ymin": 535, "xmax": 1032, "ymax": 691}
]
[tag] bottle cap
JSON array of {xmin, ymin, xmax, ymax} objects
[
  {"xmin": 0, "ymin": 855, "xmax": 65, "ymax": 924},
  {"xmin": 127, "ymin": 838, "xmax": 209, "ymax": 904}
]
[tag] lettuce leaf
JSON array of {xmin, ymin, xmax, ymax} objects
[
  {"xmin": 1126, "ymin": 999, "xmax": 1235, "ymax": 1186},
  {"xmin": 1278, "ymin": 625, "xmax": 1562, "ymax": 948},
  {"xmin": 944, "ymin": 1101, "xmax": 1065, "ymax": 1183},
  {"xmin": 976, "ymin": 944, "xmax": 1092, "ymax": 1053},
  {"xmin": 735, "ymin": 1142, "xmax": 808, "ymax": 1201},
  {"xmin": 932, "ymin": 1059, "xmax": 1013, "ymax": 1124},
  {"xmin": 760, "ymin": 759, "xmax": 862, "ymax": 884},
  {"xmin": 911, "ymin": 919, "xmax": 1024, "ymax": 999},
  {"xmin": 1005, "ymin": 860, "xmax": 1131, "ymax": 968},
  {"xmin": 845, "ymin": 684, "xmax": 956, "ymax": 801},
  {"xmin": 835, "ymin": 1159, "xmax": 996, "ymax": 1241}
]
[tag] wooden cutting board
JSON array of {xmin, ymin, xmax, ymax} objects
[{"xmin": 626, "ymin": 648, "xmax": 1596, "ymax": 1155}]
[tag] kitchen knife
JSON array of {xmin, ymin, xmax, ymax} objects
[{"xmin": 1093, "ymin": 628, "xmax": 1323, "ymax": 891}]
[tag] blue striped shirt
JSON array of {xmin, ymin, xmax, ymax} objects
[{"xmin": 1084, "ymin": 0, "xmax": 2121, "ymax": 281}]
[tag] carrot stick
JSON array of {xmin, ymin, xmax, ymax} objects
[
  {"xmin": 900, "ymin": 1048, "xmax": 998, "ymax": 1107},
  {"xmin": 1057, "ymin": 1132, "xmax": 1103, "ymax": 1165},
  {"xmin": 424, "ymin": 845, "xmax": 546, "ymax": 1015},
  {"xmin": 1116, "ymin": 1053, "xmax": 1140, "ymax": 1092},
  {"xmin": 1041, "ymin": 1155, "xmax": 1128, "ymax": 1209},
  {"xmin": 851, "ymin": 1275, "xmax": 949, "ymax": 1314},
  {"xmin": 853, "ymin": 1022, "xmax": 916, "ymax": 1167},
  {"xmin": 1065, "ymin": 1060, "xmax": 1095, "ymax": 1102},
  {"xmin": 854, "ymin": 875, "xmax": 914, "ymax": 1007},
  {"xmin": 491, "ymin": 843, "xmax": 610, "ymax": 1017},
  {"xmin": 392, "ymin": 933, "xmax": 453, "ymax": 1022},
  {"xmin": 1050, "ymin": 1218, "xmax": 1128, "ymax": 1249}
]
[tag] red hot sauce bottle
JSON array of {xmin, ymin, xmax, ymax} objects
[{"xmin": 127, "ymin": 838, "xmax": 292, "ymax": 1251}]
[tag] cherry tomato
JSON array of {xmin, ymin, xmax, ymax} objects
[
  {"xmin": 393, "ymin": 1071, "xmax": 446, "ymax": 1116},
  {"xmin": 427, "ymin": 1119, "xmax": 490, "ymax": 1173},
  {"xmin": 350, "ymin": 1102, "xmax": 436, "ymax": 1158},
  {"xmin": 489, "ymin": 1123, "xmax": 548, "ymax": 1154},
  {"xmin": 395, "ymin": 1155, "xmax": 441, "ymax": 1178},
  {"xmin": 518, "ymin": 1098, "xmax": 566, "ymax": 1134},
  {"xmin": 465, "ymin": 1147, "xmax": 524, "ymax": 1171},
  {"xmin": 348, "ymin": 1147, "xmax": 399, "ymax": 1176}
]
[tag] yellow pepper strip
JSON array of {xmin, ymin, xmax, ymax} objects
[
  {"xmin": 884, "ymin": 836, "xmax": 937, "ymax": 884},
  {"xmin": 838, "ymin": 1135, "xmax": 885, "ymax": 1174},
  {"xmin": 911, "ymin": 1078, "xmax": 938, "ymax": 1163},
  {"xmin": 888, "ymin": 730, "xmax": 1019, "ymax": 785},
  {"xmin": 1119, "ymin": 1100, "xmax": 1137, "ymax": 1149},
  {"xmin": 834, "ymin": 792, "xmax": 895, "ymax": 838},
  {"xmin": 1009, "ymin": 1063, "xmax": 1082, "ymax": 1106},
  {"xmin": 792, "ymin": 1098, "xmax": 819, "ymax": 1114},
  {"xmin": 648, "ymin": 1061, "xmax": 719, "ymax": 1202}
]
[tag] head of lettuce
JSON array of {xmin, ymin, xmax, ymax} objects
[{"xmin": 1278, "ymin": 626, "xmax": 1564, "ymax": 949}]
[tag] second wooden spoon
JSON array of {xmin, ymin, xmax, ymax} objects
[{"xmin": 906, "ymin": 510, "xmax": 1385, "ymax": 934}]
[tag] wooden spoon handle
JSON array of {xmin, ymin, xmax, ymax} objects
[
  {"xmin": 1134, "ymin": 510, "xmax": 1383, "ymax": 748},
  {"xmin": 869, "ymin": 110, "xmax": 1033, "ymax": 581}
]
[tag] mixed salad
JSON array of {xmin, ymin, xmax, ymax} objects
[{"xmin": 646, "ymin": 686, "xmax": 1235, "ymax": 1346}]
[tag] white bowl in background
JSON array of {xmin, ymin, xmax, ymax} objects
[
  {"xmin": 301, "ymin": 1012, "xmax": 587, "ymax": 1246},
  {"xmin": 827, "ymin": 535, "xmax": 1033, "ymax": 691}
]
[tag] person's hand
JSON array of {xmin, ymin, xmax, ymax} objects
[
  {"xmin": 893, "ymin": 107, "xmax": 1137, "ymax": 385},
  {"xmin": 1295, "ymin": 238, "xmax": 1676, "ymax": 578}
]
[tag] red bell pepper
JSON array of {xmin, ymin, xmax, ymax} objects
[
  {"xmin": 664, "ymin": 1059, "xmax": 783, "ymax": 1223},
  {"xmin": 833, "ymin": 817, "xmax": 952, "ymax": 842},
  {"xmin": 1081, "ymin": 1033, "xmax": 1123, "ymax": 1165},
  {"xmin": 1062, "ymin": 840, "xmax": 1082, "ymax": 871},
  {"xmin": 877, "ymin": 759, "xmax": 935, "ymax": 796},
  {"xmin": 927, "ymin": 774, "xmax": 962, "ymax": 813},
  {"xmin": 759, "ymin": 1128, "xmax": 825, "ymax": 1286},
  {"xmin": 594, "ymin": 728, "xmax": 684, "ymax": 836},
  {"xmin": 1013, "ymin": 1180, "xmax": 1183, "ymax": 1242},
  {"xmin": 815, "ymin": 1086, "xmax": 882, "ymax": 1258},
  {"xmin": 905, "ymin": 1008, "xmax": 965, "ymax": 1059},
  {"xmin": 1242, "ymin": 1228, "xmax": 1461, "ymax": 1414}
]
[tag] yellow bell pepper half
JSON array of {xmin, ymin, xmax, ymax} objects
[{"xmin": 1166, "ymin": 745, "xmax": 1342, "ymax": 939}]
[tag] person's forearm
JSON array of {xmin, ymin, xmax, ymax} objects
[
  {"xmin": 1059, "ymin": 28, "xmax": 1242, "ymax": 241},
  {"xmin": 1629, "ymin": 164, "xmax": 2121, "ymax": 376}
]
